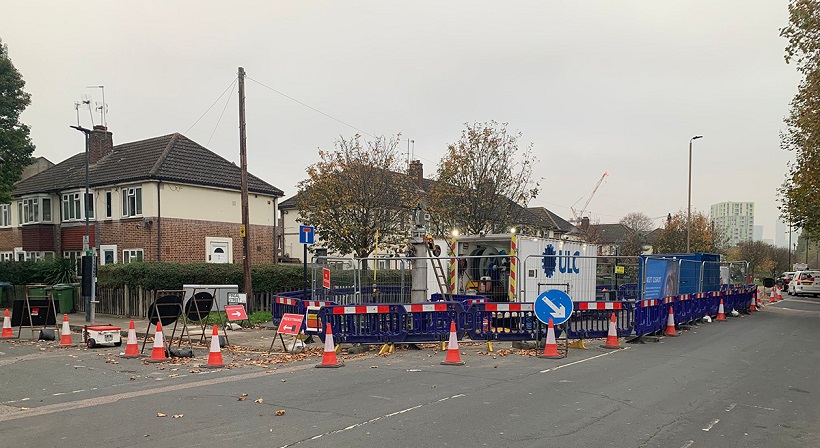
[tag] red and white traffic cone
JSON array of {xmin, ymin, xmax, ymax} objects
[
  {"xmin": 120, "ymin": 320, "xmax": 140, "ymax": 358},
  {"xmin": 440, "ymin": 320, "xmax": 465, "ymax": 365},
  {"xmin": 769, "ymin": 288, "xmax": 776, "ymax": 303},
  {"xmin": 147, "ymin": 322, "xmax": 169, "ymax": 363},
  {"xmin": 716, "ymin": 299, "xmax": 726, "ymax": 322},
  {"xmin": 537, "ymin": 318, "xmax": 562, "ymax": 359},
  {"xmin": 776, "ymin": 286, "xmax": 783, "ymax": 301},
  {"xmin": 1, "ymin": 309, "xmax": 13, "ymax": 339},
  {"xmin": 750, "ymin": 291, "xmax": 758, "ymax": 312},
  {"xmin": 315, "ymin": 323, "xmax": 343, "ymax": 368},
  {"xmin": 601, "ymin": 313, "xmax": 621, "ymax": 349},
  {"xmin": 664, "ymin": 306, "xmax": 678, "ymax": 337},
  {"xmin": 204, "ymin": 325, "xmax": 225, "ymax": 368},
  {"xmin": 58, "ymin": 314, "xmax": 75, "ymax": 347}
]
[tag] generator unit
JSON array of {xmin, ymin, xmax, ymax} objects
[{"xmin": 83, "ymin": 325, "xmax": 122, "ymax": 349}]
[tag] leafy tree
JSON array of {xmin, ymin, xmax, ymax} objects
[
  {"xmin": 426, "ymin": 121, "xmax": 541, "ymax": 236},
  {"xmin": 0, "ymin": 38, "xmax": 35, "ymax": 204},
  {"xmin": 618, "ymin": 212, "xmax": 655, "ymax": 256},
  {"xmin": 654, "ymin": 211, "xmax": 723, "ymax": 253},
  {"xmin": 734, "ymin": 240, "xmax": 770, "ymax": 280},
  {"xmin": 296, "ymin": 134, "xmax": 416, "ymax": 259},
  {"xmin": 779, "ymin": 0, "xmax": 820, "ymax": 239}
]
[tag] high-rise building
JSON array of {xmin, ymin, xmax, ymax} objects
[
  {"xmin": 710, "ymin": 202, "xmax": 754, "ymax": 247},
  {"xmin": 776, "ymin": 218, "xmax": 801, "ymax": 249},
  {"xmin": 754, "ymin": 225, "xmax": 764, "ymax": 241}
]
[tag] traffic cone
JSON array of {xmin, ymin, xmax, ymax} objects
[
  {"xmin": 120, "ymin": 320, "xmax": 140, "ymax": 358},
  {"xmin": 147, "ymin": 322, "xmax": 169, "ymax": 363},
  {"xmin": 664, "ymin": 306, "xmax": 678, "ymax": 337},
  {"xmin": 537, "ymin": 318, "xmax": 562, "ymax": 359},
  {"xmin": 1, "ymin": 309, "xmax": 13, "ymax": 339},
  {"xmin": 315, "ymin": 323, "xmax": 343, "ymax": 368},
  {"xmin": 601, "ymin": 313, "xmax": 621, "ymax": 349},
  {"xmin": 769, "ymin": 288, "xmax": 776, "ymax": 303},
  {"xmin": 204, "ymin": 325, "xmax": 225, "ymax": 368},
  {"xmin": 776, "ymin": 286, "xmax": 783, "ymax": 301},
  {"xmin": 716, "ymin": 299, "xmax": 726, "ymax": 322},
  {"xmin": 440, "ymin": 320, "xmax": 465, "ymax": 365},
  {"xmin": 750, "ymin": 292, "xmax": 758, "ymax": 312},
  {"xmin": 58, "ymin": 314, "xmax": 75, "ymax": 347}
]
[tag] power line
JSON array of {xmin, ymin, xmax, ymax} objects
[
  {"xmin": 185, "ymin": 77, "xmax": 238, "ymax": 134},
  {"xmin": 207, "ymin": 84, "xmax": 235, "ymax": 146},
  {"xmin": 246, "ymin": 76, "xmax": 376, "ymax": 138}
]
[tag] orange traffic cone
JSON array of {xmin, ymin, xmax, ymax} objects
[
  {"xmin": 716, "ymin": 299, "xmax": 726, "ymax": 322},
  {"xmin": 601, "ymin": 313, "xmax": 621, "ymax": 349},
  {"xmin": 440, "ymin": 320, "xmax": 465, "ymax": 365},
  {"xmin": 769, "ymin": 288, "xmax": 776, "ymax": 303},
  {"xmin": 664, "ymin": 306, "xmax": 678, "ymax": 337},
  {"xmin": 204, "ymin": 325, "xmax": 225, "ymax": 368},
  {"xmin": 750, "ymin": 291, "xmax": 758, "ymax": 312},
  {"xmin": 147, "ymin": 322, "xmax": 169, "ymax": 363},
  {"xmin": 315, "ymin": 323, "xmax": 343, "ymax": 368},
  {"xmin": 776, "ymin": 286, "xmax": 783, "ymax": 301},
  {"xmin": 537, "ymin": 318, "xmax": 562, "ymax": 359},
  {"xmin": 120, "ymin": 320, "xmax": 140, "ymax": 358},
  {"xmin": 58, "ymin": 314, "xmax": 75, "ymax": 347},
  {"xmin": 1, "ymin": 309, "xmax": 13, "ymax": 339}
]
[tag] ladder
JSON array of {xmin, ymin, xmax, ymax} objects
[{"xmin": 424, "ymin": 236, "xmax": 451, "ymax": 300}]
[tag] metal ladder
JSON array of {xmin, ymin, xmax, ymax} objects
[{"xmin": 424, "ymin": 236, "xmax": 451, "ymax": 300}]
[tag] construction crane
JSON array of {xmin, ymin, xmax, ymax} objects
[{"xmin": 570, "ymin": 171, "xmax": 609, "ymax": 225}]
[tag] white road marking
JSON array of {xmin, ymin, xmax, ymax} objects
[
  {"xmin": 679, "ymin": 441, "xmax": 695, "ymax": 448},
  {"xmin": 540, "ymin": 348, "xmax": 627, "ymax": 374},
  {"xmin": 702, "ymin": 419, "xmax": 719, "ymax": 431},
  {"xmin": 725, "ymin": 403, "xmax": 736, "ymax": 412}
]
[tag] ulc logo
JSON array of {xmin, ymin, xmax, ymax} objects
[{"xmin": 542, "ymin": 245, "xmax": 581, "ymax": 277}]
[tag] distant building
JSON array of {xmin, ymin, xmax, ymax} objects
[
  {"xmin": 775, "ymin": 218, "xmax": 800, "ymax": 249},
  {"xmin": 710, "ymin": 201, "xmax": 754, "ymax": 247},
  {"xmin": 753, "ymin": 225, "xmax": 763, "ymax": 241}
]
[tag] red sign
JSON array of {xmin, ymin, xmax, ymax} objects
[
  {"xmin": 225, "ymin": 305, "xmax": 248, "ymax": 321},
  {"xmin": 277, "ymin": 313, "xmax": 304, "ymax": 335},
  {"xmin": 323, "ymin": 268, "xmax": 331, "ymax": 289}
]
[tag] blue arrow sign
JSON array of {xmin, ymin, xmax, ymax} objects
[
  {"xmin": 534, "ymin": 289, "xmax": 574, "ymax": 325},
  {"xmin": 299, "ymin": 225, "xmax": 315, "ymax": 244}
]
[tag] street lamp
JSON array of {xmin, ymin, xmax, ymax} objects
[
  {"xmin": 687, "ymin": 135, "xmax": 703, "ymax": 253},
  {"xmin": 70, "ymin": 125, "xmax": 93, "ymax": 323}
]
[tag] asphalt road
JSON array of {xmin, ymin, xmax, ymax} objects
[{"xmin": 1, "ymin": 295, "xmax": 819, "ymax": 448}]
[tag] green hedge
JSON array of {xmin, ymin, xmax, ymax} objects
[{"xmin": 0, "ymin": 261, "xmax": 57, "ymax": 284}]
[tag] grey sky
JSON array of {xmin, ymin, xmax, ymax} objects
[{"xmin": 1, "ymin": 1, "xmax": 800, "ymax": 240}]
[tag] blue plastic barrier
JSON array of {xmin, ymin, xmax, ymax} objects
[
  {"xmin": 675, "ymin": 294, "xmax": 695, "ymax": 324},
  {"xmin": 271, "ymin": 295, "xmax": 302, "ymax": 325},
  {"xmin": 618, "ymin": 283, "xmax": 640, "ymax": 300},
  {"xmin": 467, "ymin": 302, "xmax": 540, "ymax": 342},
  {"xmin": 316, "ymin": 304, "xmax": 406, "ymax": 344},
  {"xmin": 567, "ymin": 301, "xmax": 634, "ymax": 339},
  {"xmin": 300, "ymin": 299, "xmax": 338, "ymax": 334},
  {"xmin": 402, "ymin": 302, "xmax": 466, "ymax": 343},
  {"xmin": 430, "ymin": 293, "xmax": 489, "ymax": 310},
  {"xmin": 633, "ymin": 298, "xmax": 663, "ymax": 337}
]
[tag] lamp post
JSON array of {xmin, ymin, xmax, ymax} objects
[
  {"xmin": 687, "ymin": 135, "xmax": 703, "ymax": 253},
  {"xmin": 70, "ymin": 125, "xmax": 93, "ymax": 322}
]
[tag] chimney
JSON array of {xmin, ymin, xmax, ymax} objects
[
  {"xmin": 408, "ymin": 160, "xmax": 423, "ymax": 188},
  {"xmin": 88, "ymin": 125, "xmax": 113, "ymax": 164},
  {"xmin": 581, "ymin": 217, "xmax": 590, "ymax": 232}
]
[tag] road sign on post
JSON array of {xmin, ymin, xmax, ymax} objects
[
  {"xmin": 534, "ymin": 290, "xmax": 574, "ymax": 325},
  {"xmin": 225, "ymin": 305, "xmax": 248, "ymax": 321},
  {"xmin": 299, "ymin": 226, "xmax": 315, "ymax": 244}
]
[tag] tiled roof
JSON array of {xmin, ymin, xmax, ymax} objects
[
  {"xmin": 527, "ymin": 207, "xmax": 576, "ymax": 233},
  {"xmin": 588, "ymin": 223, "xmax": 633, "ymax": 244},
  {"xmin": 13, "ymin": 133, "xmax": 283, "ymax": 197}
]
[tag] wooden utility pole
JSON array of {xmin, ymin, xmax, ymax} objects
[{"xmin": 238, "ymin": 66, "xmax": 253, "ymax": 313}]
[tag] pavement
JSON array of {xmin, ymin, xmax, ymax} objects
[{"xmin": 12, "ymin": 312, "xmax": 298, "ymax": 353}]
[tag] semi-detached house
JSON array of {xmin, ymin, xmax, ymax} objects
[{"xmin": 0, "ymin": 125, "xmax": 283, "ymax": 267}]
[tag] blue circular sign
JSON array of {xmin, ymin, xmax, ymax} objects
[{"xmin": 534, "ymin": 289, "xmax": 574, "ymax": 325}]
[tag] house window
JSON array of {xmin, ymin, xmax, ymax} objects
[
  {"xmin": 18, "ymin": 197, "xmax": 51, "ymax": 224},
  {"xmin": 63, "ymin": 251, "xmax": 83, "ymax": 276},
  {"xmin": 24, "ymin": 251, "xmax": 54, "ymax": 262},
  {"xmin": 123, "ymin": 249, "xmax": 144, "ymax": 263},
  {"xmin": 62, "ymin": 192, "xmax": 93, "ymax": 221},
  {"xmin": 100, "ymin": 244, "xmax": 117, "ymax": 265},
  {"xmin": 105, "ymin": 191, "xmax": 112, "ymax": 218},
  {"xmin": 122, "ymin": 187, "xmax": 142, "ymax": 217},
  {"xmin": 0, "ymin": 252, "xmax": 12, "ymax": 261},
  {"xmin": 0, "ymin": 204, "xmax": 10, "ymax": 227}
]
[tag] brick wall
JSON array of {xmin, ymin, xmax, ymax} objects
[
  {"xmin": 0, "ymin": 227, "xmax": 23, "ymax": 251},
  {"xmin": 21, "ymin": 224, "xmax": 56, "ymax": 251},
  {"xmin": 61, "ymin": 224, "xmax": 96, "ymax": 250}
]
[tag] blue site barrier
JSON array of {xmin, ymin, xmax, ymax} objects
[
  {"xmin": 430, "ymin": 293, "xmax": 489, "ymax": 310},
  {"xmin": 271, "ymin": 295, "xmax": 302, "ymax": 325},
  {"xmin": 467, "ymin": 302, "xmax": 540, "ymax": 342},
  {"xmin": 567, "ymin": 301, "xmax": 634, "ymax": 339},
  {"xmin": 633, "ymin": 298, "xmax": 663, "ymax": 337},
  {"xmin": 402, "ymin": 301, "xmax": 466, "ymax": 343},
  {"xmin": 316, "ymin": 304, "xmax": 406, "ymax": 344},
  {"xmin": 675, "ymin": 294, "xmax": 695, "ymax": 324},
  {"xmin": 301, "ymin": 299, "xmax": 338, "ymax": 334}
]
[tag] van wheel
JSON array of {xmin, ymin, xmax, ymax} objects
[{"xmin": 87, "ymin": 338, "xmax": 96, "ymax": 349}]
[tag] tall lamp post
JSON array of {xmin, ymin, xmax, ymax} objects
[
  {"xmin": 687, "ymin": 135, "xmax": 703, "ymax": 253},
  {"xmin": 70, "ymin": 125, "xmax": 93, "ymax": 323}
]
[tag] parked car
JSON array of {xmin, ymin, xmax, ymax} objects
[
  {"xmin": 789, "ymin": 270, "xmax": 820, "ymax": 297},
  {"xmin": 778, "ymin": 271, "xmax": 795, "ymax": 289}
]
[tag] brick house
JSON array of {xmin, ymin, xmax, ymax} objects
[{"xmin": 0, "ymin": 126, "xmax": 283, "ymax": 266}]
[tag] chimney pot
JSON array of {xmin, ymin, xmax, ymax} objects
[{"xmin": 88, "ymin": 126, "xmax": 113, "ymax": 164}]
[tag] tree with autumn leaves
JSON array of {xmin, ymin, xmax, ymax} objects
[
  {"xmin": 654, "ymin": 210, "xmax": 725, "ymax": 254},
  {"xmin": 779, "ymin": 0, "xmax": 820, "ymax": 239}
]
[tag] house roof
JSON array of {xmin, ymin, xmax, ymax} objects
[
  {"xmin": 13, "ymin": 133, "xmax": 283, "ymax": 197},
  {"xmin": 587, "ymin": 223, "xmax": 633, "ymax": 244},
  {"xmin": 527, "ymin": 207, "xmax": 576, "ymax": 233}
]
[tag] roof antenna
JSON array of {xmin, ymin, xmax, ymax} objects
[
  {"xmin": 73, "ymin": 101, "xmax": 82, "ymax": 126},
  {"xmin": 87, "ymin": 85, "xmax": 107, "ymax": 127},
  {"xmin": 81, "ymin": 95, "xmax": 95, "ymax": 126}
]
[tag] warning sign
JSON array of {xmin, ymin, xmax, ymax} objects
[
  {"xmin": 322, "ymin": 268, "xmax": 331, "ymax": 289},
  {"xmin": 277, "ymin": 313, "xmax": 304, "ymax": 335},
  {"xmin": 225, "ymin": 305, "xmax": 248, "ymax": 321}
]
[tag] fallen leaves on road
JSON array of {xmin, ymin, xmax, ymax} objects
[
  {"xmin": 255, "ymin": 398, "xmax": 264, "ymax": 404},
  {"xmin": 156, "ymin": 413, "xmax": 167, "ymax": 418},
  {"xmin": 275, "ymin": 410, "xmax": 285, "ymax": 416},
  {"xmin": 172, "ymin": 414, "xmax": 183, "ymax": 419}
]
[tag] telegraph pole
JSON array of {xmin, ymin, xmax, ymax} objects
[{"xmin": 238, "ymin": 67, "xmax": 253, "ymax": 313}]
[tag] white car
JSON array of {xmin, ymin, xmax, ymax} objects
[{"xmin": 789, "ymin": 270, "xmax": 820, "ymax": 297}]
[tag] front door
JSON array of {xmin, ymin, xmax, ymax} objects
[{"xmin": 209, "ymin": 241, "xmax": 229, "ymax": 263}]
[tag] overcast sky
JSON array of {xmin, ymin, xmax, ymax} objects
[{"xmin": 1, "ymin": 1, "xmax": 801, "ymax": 240}]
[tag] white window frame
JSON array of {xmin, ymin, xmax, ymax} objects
[
  {"xmin": 63, "ymin": 251, "xmax": 83, "ymax": 276},
  {"xmin": 0, "ymin": 252, "xmax": 12, "ymax": 261},
  {"xmin": 18, "ymin": 196, "xmax": 52, "ymax": 225},
  {"xmin": 62, "ymin": 191, "xmax": 94, "ymax": 222},
  {"xmin": 122, "ymin": 186, "xmax": 142, "ymax": 218},
  {"xmin": 105, "ymin": 191, "xmax": 113, "ymax": 219},
  {"xmin": 100, "ymin": 244, "xmax": 118, "ymax": 265},
  {"xmin": 0, "ymin": 204, "xmax": 10, "ymax": 227},
  {"xmin": 123, "ymin": 248, "xmax": 144, "ymax": 263}
]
